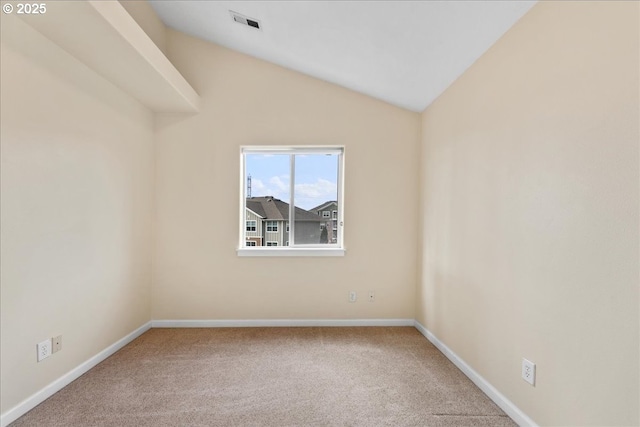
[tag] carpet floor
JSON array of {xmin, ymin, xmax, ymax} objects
[{"xmin": 11, "ymin": 327, "xmax": 516, "ymax": 426}]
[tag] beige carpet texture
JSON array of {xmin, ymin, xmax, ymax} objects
[{"xmin": 11, "ymin": 327, "xmax": 516, "ymax": 426}]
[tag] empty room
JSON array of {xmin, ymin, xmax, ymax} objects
[{"xmin": 1, "ymin": 1, "xmax": 638, "ymax": 426}]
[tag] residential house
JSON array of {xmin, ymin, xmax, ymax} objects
[
  {"xmin": 245, "ymin": 197, "xmax": 324, "ymax": 246},
  {"xmin": 310, "ymin": 201, "xmax": 338, "ymax": 243}
]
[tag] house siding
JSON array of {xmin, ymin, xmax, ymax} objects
[
  {"xmin": 312, "ymin": 202, "xmax": 339, "ymax": 243},
  {"xmin": 245, "ymin": 209, "xmax": 263, "ymax": 246}
]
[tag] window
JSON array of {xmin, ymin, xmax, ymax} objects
[
  {"xmin": 246, "ymin": 241, "xmax": 256, "ymax": 247},
  {"xmin": 246, "ymin": 220, "xmax": 256, "ymax": 232},
  {"xmin": 266, "ymin": 221, "xmax": 278, "ymax": 232},
  {"xmin": 239, "ymin": 146, "xmax": 344, "ymax": 256}
]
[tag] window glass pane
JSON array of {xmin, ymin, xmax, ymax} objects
[
  {"xmin": 245, "ymin": 154, "xmax": 290, "ymax": 247},
  {"xmin": 293, "ymin": 154, "xmax": 339, "ymax": 245}
]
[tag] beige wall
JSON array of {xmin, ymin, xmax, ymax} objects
[
  {"xmin": 0, "ymin": 17, "xmax": 154, "ymax": 413},
  {"xmin": 417, "ymin": 2, "xmax": 639, "ymax": 426},
  {"xmin": 153, "ymin": 30, "xmax": 421, "ymax": 320},
  {"xmin": 118, "ymin": 0, "xmax": 167, "ymax": 55}
]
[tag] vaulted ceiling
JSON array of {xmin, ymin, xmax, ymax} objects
[{"xmin": 150, "ymin": 1, "xmax": 536, "ymax": 112}]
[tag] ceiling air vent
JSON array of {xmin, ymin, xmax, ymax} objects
[{"xmin": 230, "ymin": 10, "xmax": 261, "ymax": 30}]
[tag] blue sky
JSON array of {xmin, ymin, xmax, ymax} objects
[{"xmin": 246, "ymin": 154, "xmax": 338, "ymax": 210}]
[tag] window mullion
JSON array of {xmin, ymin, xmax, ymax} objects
[
  {"xmin": 289, "ymin": 154, "xmax": 295, "ymax": 246},
  {"xmin": 338, "ymin": 151, "xmax": 344, "ymax": 247},
  {"xmin": 241, "ymin": 152, "xmax": 247, "ymax": 245}
]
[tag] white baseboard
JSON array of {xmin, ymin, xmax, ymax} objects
[
  {"xmin": 152, "ymin": 318, "xmax": 415, "ymax": 328},
  {"xmin": 413, "ymin": 321, "xmax": 537, "ymax": 427},
  {"xmin": 0, "ymin": 321, "xmax": 152, "ymax": 427}
]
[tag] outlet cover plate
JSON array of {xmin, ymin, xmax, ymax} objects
[
  {"xmin": 37, "ymin": 339, "xmax": 52, "ymax": 362},
  {"xmin": 348, "ymin": 291, "xmax": 357, "ymax": 303},
  {"xmin": 52, "ymin": 335, "xmax": 62, "ymax": 353},
  {"xmin": 522, "ymin": 358, "xmax": 536, "ymax": 386}
]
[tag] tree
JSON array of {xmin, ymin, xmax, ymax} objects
[{"xmin": 320, "ymin": 226, "xmax": 328, "ymax": 244}]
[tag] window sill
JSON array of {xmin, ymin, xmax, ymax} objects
[{"xmin": 237, "ymin": 248, "xmax": 346, "ymax": 257}]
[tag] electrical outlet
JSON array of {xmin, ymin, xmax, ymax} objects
[
  {"xmin": 52, "ymin": 335, "xmax": 62, "ymax": 353},
  {"xmin": 37, "ymin": 339, "xmax": 52, "ymax": 362},
  {"xmin": 349, "ymin": 291, "xmax": 357, "ymax": 303},
  {"xmin": 522, "ymin": 358, "xmax": 536, "ymax": 386},
  {"xmin": 368, "ymin": 291, "xmax": 375, "ymax": 302}
]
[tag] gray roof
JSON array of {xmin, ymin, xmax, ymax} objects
[
  {"xmin": 310, "ymin": 200, "xmax": 338, "ymax": 212},
  {"xmin": 246, "ymin": 200, "xmax": 266, "ymax": 218},
  {"xmin": 246, "ymin": 197, "xmax": 323, "ymax": 222}
]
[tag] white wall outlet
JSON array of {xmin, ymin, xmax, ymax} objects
[
  {"xmin": 52, "ymin": 335, "xmax": 62, "ymax": 353},
  {"xmin": 522, "ymin": 358, "xmax": 536, "ymax": 386},
  {"xmin": 368, "ymin": 291, "xmax": 375, "ymax": 302},
  {"xmin": 348, "ymin": 291, "xmax": 357, "ymax": 303},
  {"xmin": 37, "ymin": 339, "xmax": 52, "ymax": 362}
]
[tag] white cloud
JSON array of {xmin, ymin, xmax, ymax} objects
[
  {"xmin": 269, "ymin": 176, "xmax": 289, "ymax": 192},
  {"xmin": 251, "ymin": 178, "xmax": 266, "ymax": 193},
  {"xmin": 295, "ymin": 178, "xmax": 337, "ymax": 205},
  {"xmin": 249, "ymin": 176, "xmax": 336, "ymax": 210},
  {"xmin": 249, "ymin": 175, "xmax": 290, "ymax": 199}
]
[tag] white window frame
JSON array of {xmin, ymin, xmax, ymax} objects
[
  {"xmin": 266, "ymin": 241, "xmax": 278, "ymax": 247},
  {"xmin": 238, "ymin": 146, "xmax": 345, "ymax": 257},
  {"xmin": 246, "ymin": 241, "xmax": 256, "ymax": 247},
  {"xmin": 266, "ymin": 221, "xmax": 278, "ymax": 232},
  {"xmin": 322, "ymin": 211, "xmax": 330, "ymax": 218},
  {"xmin": 246, "ymin": 220, "xmax": 257, "ymax": 232}
]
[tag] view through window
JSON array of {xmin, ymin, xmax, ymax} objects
[{"xmin": 241, "ymin": 147, "xmax": 343, "ymax": 249}]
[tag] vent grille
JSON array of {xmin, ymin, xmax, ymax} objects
[{"xmin": 230, "ymin": 10, "xmax": 261, "ymax": 30}]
